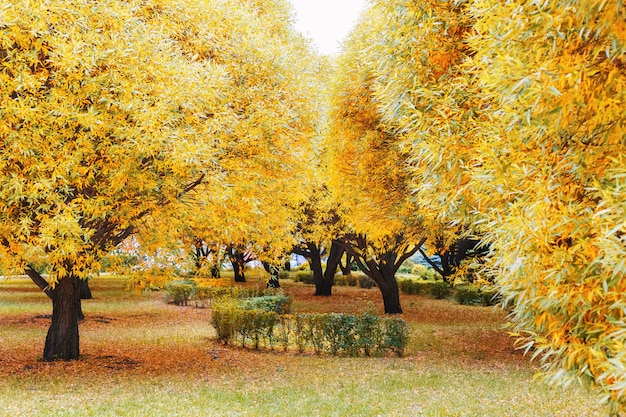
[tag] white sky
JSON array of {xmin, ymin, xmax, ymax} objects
[{"xmin": 289, "ymin": 0, "xmax": 368, "ymax": 55}]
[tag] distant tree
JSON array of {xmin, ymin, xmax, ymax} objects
[
  {"xmin": 224, "ymin": 244, "xmax": 255, "ymax": 283},
  {"xmin": 291, "ymin": 185, "xmax": 347, "ymax": 296},
  {"xmin": 326, "ymin": 7, "xmax": 426, "ymax": 314}
]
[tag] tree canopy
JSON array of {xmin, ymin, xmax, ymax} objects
[{"xmin": 356, "ymin": 0, "xmax": 626, "ymax": 411}]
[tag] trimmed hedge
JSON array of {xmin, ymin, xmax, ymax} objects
[
  {"xmin": 398, "ymin": 279, "xmax": 452, "ymax": 298},
  {"xmin": 164, "ymin": 280, "xmax": 271, "ymax": 306},
  {"xmin": 211, "ymin": 299, "xmax": 409, "ymax": 356},
  {"xmin": 454, "ymin": 285, "xmax": 501, "ymax": 306}
]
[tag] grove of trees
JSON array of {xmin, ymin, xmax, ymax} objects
[{"xmin": 1, "ymin": 0, "xmax": 624, "ymax": 412}]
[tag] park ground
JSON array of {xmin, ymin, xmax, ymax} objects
[{"xmin": 0, "ymin": 275, "xmax": 606, "ymax": 416}]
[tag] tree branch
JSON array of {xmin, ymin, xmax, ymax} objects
[
  {"xmin": 393, "ymin": 237, "xmax": 427, "ymax": 271},
  {"xmin": 417, "ymin": 246, "xmax": 445, "ymax": 277},
  {"xmin": 24, "ymin": 265, "xmax": 52, "ymax": 299}
]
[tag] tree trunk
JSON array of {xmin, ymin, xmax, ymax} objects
[
  {"xmin": 233, "ymin": 259, "xmax": 246, "ymax": 282},
  {"xmin": 377, "ymin": 270, "xmax": 403, "ymax": 314},
  {"xmin": 308, "ymin": 250, "xmax": 325, "ymax": 295},
  {"xmin": 315, "ymin": 240, "xmax": 343, "ymax": 297},
  {"xmin": 79, "ymin": 279, "xmax": 92, "ymax": 299},
  {"xmin": 262, "ymin": 262, "xmax": 280, "ymax": 288},
  {"xmin": 44, "ymin": 275, "xmax": 80, "ymax": 361}
]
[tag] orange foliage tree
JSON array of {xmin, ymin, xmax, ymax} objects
[
  {"xmin": 367, "ymin": 0, "xmax": 626, "ymax": 411},
  {"xmin": 467, "ymin": 0, "xmax": 626, "ymax": 411},
  {"xmin": 326, "ymin": 8, "xmax": 426, "ymax": 314}
]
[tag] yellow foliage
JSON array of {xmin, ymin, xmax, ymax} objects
[{"xmin": 360, "ymin": 0, "xmax": 626, "ymax": 410}]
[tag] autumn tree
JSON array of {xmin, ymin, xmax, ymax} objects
[
  {"xmin": 368, "ymin": 0, "xmax": 626, "ymax": 411},
  {"xmin": 0, "ymin": 0, "xmax": 233, "ymax": 361},
  {"xmin": 174, "ymin": 0, "xmax": 322, "ymax": 285},
  {"xmin": 465, "ymin": 0, "xmax": 626, "ymax": 411},
  {"xmin": 291, "ymin": 184, "xmax": 347, "ymax": 296},
  {"xmin": 327, "ymin": 7, "xmax": 426, "ymax": 314}
]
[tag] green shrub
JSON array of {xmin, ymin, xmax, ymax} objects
[
  {"xmin": 454, "ymin": 286, "xmax": 481, "ymax": 305},
  {"xmin": 210, "ymin": 301, "xmax": 410, "ymax": 356},
  {"xmin": 381, "ymin": 317, "xmax": 410, "ymax": 357},
  {"xmin": 278, "ymin": 270, "xmax": 291, "ymax": 280},
  {"xmin": 240, "ymin": 294, "xmax": 292, "ymax": 315},
  {"xmin": 334, "ymin": 273, "xmax": 357, "ymax": 286},
  {"xmin": 294, "ymin": 270, "xmax": 315, "ymax": 284},
  {"xmin": 398, "ymin": 278, "xmax": 421, "ymax": 295},
  {"xmin": 357, "ymin": 274, "xmax": 377, "ymax": 289},
  {"xmin": 211, "ymin": 299, "xmax": 240, "ymax": 342},
  {"xmin": 430, "ymin": 282, "xmax": 452, "ymax": 299},
  {"xmin": 480, "ymin": 288, "xmax": 501, "ymax": 306},
  {"xmin": 165, "ymin": 280, "xmax": 196, "ymax": 306}
]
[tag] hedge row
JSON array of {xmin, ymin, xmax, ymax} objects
[
  {"xmin": 291, "ymin": 271, "xmax": 377, "ymax": 289},
  {"xmin": 164, "ymin": 280, "xmax": 271, "ymax": 306},
  {"xmin": 211, "ymin": 298, "xmax": 409, "ymax": 356}
]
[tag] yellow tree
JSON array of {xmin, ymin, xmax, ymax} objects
[
  {"xmin": 175, "ymin": 0, "xmax": 323, "ymax": 285},
  {"xmin": 368, "ymin": 0, "xmax": 626, "ymax": 409},
  {"xmin": 0, "ymin": 0, "xmax": 229, "ymax": 360},
  {"xmin": 466, "ymin": 0, "xmax": 626, "ymax": 411},
  {"xmin": 368, "ymin": 0, "xmax": 489, "ymax": 284},
  {"xmin": 327, "ymin": 7, "xmax": 426, "ymax": 314}
]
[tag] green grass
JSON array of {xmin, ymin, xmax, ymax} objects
[{"xmin": 0, "ymin": 275, "xmax": 606, "ymax": 416}]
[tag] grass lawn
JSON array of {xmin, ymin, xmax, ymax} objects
[{"xmin": 0, "ymin": 274, "xmax": 605, "ymax": 416}]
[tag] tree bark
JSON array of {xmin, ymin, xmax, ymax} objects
[
  {"xmin": 316, "ymin": 240, "xmax": 343, "ymax": 296},
  {"xmin": 376, "ymin": 266, "xmax": 403, "ymax": 314},
  {"xmin": 233, "ymin": 260, "xmax": 246, "ymax": 282},
  {"xmin": 262, "ymin": 262, "xmax": 280, "ymax": 288},
  {"xmin": 340, "ymin": 235, "xmax": 425, "ymax": 314},
  {"xmin": 44, "ymin": 274, "xmax": 80, "ymax": 361}
]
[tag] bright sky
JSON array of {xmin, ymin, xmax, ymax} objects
[{"xmin": 289, "ymin": 0, "xmax": 368, "ymax": 55}]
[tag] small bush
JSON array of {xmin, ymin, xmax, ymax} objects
[
  {"xmin": 480, "ymin": 288, "xmax": 501, "ymax": 306},
  {"xmin": 165, "ymin": 280, "xmax": 196, "ymax": 305},
  {"xmin": 398, "ymin": 278, "xmax": 421, "ymax": 295},
  {"xmin": 294, "ymin": 270, "xmax": 315, "ymax": 284},
  {"xmin": 430, "ymin": 282, "xmax": 452, "ymax": 299},
  {"xmin": 334, "ymin": 274, "xmax": 357, "ymax": 287},
  {"xmin": 381, "ymin": 317, "xmax": 410, "ymax": 357},
  {"xmin": 454, "ymin": 286, "xmax": 481, "ymax": 305},
  {"xmin": 278, "ymin": 270, "xmax": 291, "ymax": 280},
  {"xmin": 357, "ymin": 273, "xmax": 377, "ymax": 289},
  {"xmin": 240, "ymin": 294, "xmax": 292, "ymax": 315}
]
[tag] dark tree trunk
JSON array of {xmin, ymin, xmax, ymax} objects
[
  {"xmin": 233, "ymin": 260, "xmax": 246, "ymax": 282},
  {"xmin": 226, "ymin": 245, "xmax": 253, "ymax": 283},
  {"xmin": 316, "ymin": 240, "xmax": 343, "ymax": 296},
  {"xmin": 79, "ymin": 279, "xmax": 92, "ymax": 299},
  {"xmin": 292, "ymin": 240, "xmax": 343, "ymax": 297},
  {"xmin": 340, "ymin": 234, "xmax": 425, "ymax": 315},
  {"xmin": 376, "ymin": 266, "xmax": 403, "ymax": 314},
  {"xmin": 308, "ymin": 249, "xmax": 324, "ymax": 294},
  {"xmin": 262, "ymin": 262, "xmax": 280, "ymax": 288},
  {"xmin": 44, "ymin": 275, "xmax": 81, "ymax": 361}
]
